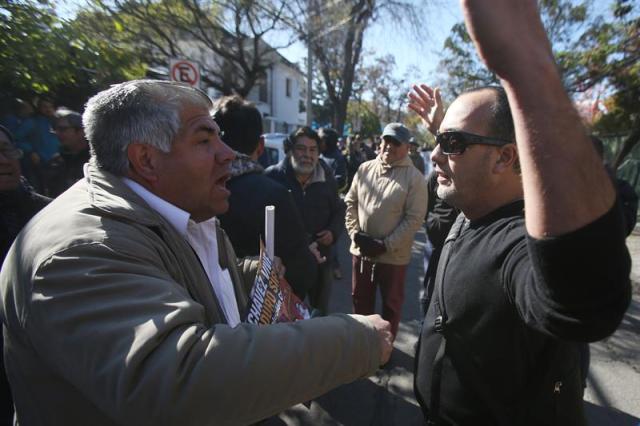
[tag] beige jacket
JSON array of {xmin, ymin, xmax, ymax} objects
[
  {"xmin": 345, "ymin": 156, "xmax": 428, "ymax": 265},
  {"xmin": 0, "ymin": 164, "xmax": 381, "ymax": 426}
]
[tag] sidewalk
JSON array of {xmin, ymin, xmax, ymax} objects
[
  {"xmin": 583, "ymin": 228, "xmax": 640, "ymax": 425},
  {"xmin": 265, "ymin": 229, "xmax": 640, "ymax": 426}
]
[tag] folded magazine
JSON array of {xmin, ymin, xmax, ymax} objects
[{"xmin": 245, "ymin": 242, "xmax": 310, "ymax": 324}]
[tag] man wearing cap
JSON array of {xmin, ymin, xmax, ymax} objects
[{"xmin": 345, "ymin": 122, "xmax": 427, "ymax": 339}]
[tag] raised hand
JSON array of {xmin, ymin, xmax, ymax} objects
[
  {"xmin": 460, "ymin": 0, "xmax": 554, "ymax": 81},
  {"xmin": 407, "ymin": 84, "xmax": 444, "ymax": 135}
]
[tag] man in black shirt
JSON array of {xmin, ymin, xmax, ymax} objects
[
  {"xmin": 212, "ymin": 96, "xmax": 319, "ymax": 299},
  {"xmin": 407, "ymin": 1, "xmax": 631, "ymax": 425}
]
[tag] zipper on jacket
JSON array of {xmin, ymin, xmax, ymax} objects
[{"xmin": 553, "ymin": 380, "xmax": 562, "ymax": 425}]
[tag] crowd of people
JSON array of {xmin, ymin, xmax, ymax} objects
[{"xmin": 0, "ymin": 1, "xmax": 636, "ymax": 425}]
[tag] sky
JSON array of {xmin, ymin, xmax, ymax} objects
[
  {"xmin": 56, "ymin": 0, "xmax": 462, "ymax": 85},
  {"xmin": 269, "ymin": 1, "xmax": 463, "ymax": 84}
]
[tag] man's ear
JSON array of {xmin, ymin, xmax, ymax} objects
[
  {"xmin": 255, "ymin": 136, "xmax": 265, "ymax": 157},
  {"xmin": 127, "ymin": 143, "xmax": 160, "ymax": 183},
  {"xmin": 494, "ymin": 143, "xmax": 518, "ymax": 174}
]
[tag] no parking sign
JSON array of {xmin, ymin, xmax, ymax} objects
[{"xmin": 169, "ymin": 59, "xmax": 200, "ymax": 87}]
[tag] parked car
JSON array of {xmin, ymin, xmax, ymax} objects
[{"xmin": 260, "ymin": 133, "xmax": 287, "ymax": 168}]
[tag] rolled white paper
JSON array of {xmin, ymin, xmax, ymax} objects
[{"xmin": 265, "ymin": 205, "xmax": 275, "ymax": 259}]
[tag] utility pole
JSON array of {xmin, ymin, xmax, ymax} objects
[
  {"xmin": 306, "ymin": 43, "xmax": 313, "ymax": 126},
  {"xmin": 305, "ymin": 0, "xmax": 317, "ymax": 127}
]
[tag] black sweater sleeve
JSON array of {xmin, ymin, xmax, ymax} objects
[
  {"xmin": 273, "ymin": 188, "xmax": 318, "ymax": 299},
  {"xmin": 503, "ymin": 199, "xmax": 632, "ymax": 342}
]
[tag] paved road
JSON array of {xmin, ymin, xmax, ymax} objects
[{"xmin": 265, "ymin": 228, "xmax": 640, "ymax": 426}]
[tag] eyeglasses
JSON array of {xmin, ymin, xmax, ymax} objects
[
  {"xmin": 436, "ymin": 131, "xmax": 512, "ymax": 155},
  {"xmin": 0, "ymin": 146, "xmax": 23, "ymax": 160}
]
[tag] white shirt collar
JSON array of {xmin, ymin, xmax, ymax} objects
[
  {"xmin": 121, "ymin": 177, "xmax": 240, "ymax": 327},
  {"xmin": 122, "ymin": 177, "xmax": 191, "ymax": 236}
]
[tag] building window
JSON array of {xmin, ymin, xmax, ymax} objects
[
  {"xmin": 259, "ymin": 78, "xmax": 268, "ymax": 103},
  {"xmin": 285, "ymin": 78, "xmax": 291, "ymax": 98}
]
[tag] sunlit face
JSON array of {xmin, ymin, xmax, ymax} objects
[
  {"xmin": 0, "ymin": 132, "xmax": 21, "ymax": 192},
  {"xmin": 290, "ymin": 135, "xmax": 319, "ymax": 175},
  {"xmin": 380, "ymin": 136, "xmax": 409, "ymax": 164},
  {"xmin": 431, "ymin": 90, "xmax": 498, "ymax": 211},
  {"xmin": 153, "ymin": 104, "xmax": 235, "ymax": 222}
]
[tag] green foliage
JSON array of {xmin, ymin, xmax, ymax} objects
[
  {"xmin": 0, "ymin": 0, "xmax": 145, "ymax": 109},
  {"xmin": 85, "ymin": 0, "xmax": 289, "ymax": 97},
  {"xmin": 437, "ymin": 0, "xmax": 593, "ymax": 97},
  {"xmin": 347, "ymin": 100, "xmax": 381, "ymax": 137}
]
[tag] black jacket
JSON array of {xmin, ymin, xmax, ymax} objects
[
  {"xmin": 219, "ymin": 154, "xmax": 317, "ymax": 299},
  {"xmin": 265, "ymin": 157, "xmax": 345, "ymax": 259},
  {"xmin": 415, "ymin": 200, "xmax": 631, "ymax": 425},
  {"xmin": 320, "ymin": 147, "xmax": 347, "ymax": 191},
  {"xmin": 0, "ymin": 178, "xmax": 50, "ymax": 261},
  {"xmin": 42, "ymin": 147, "xmax": 90, "ymax": 197}
]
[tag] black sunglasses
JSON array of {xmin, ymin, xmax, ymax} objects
[{"xmin": 436, "ymin": 131, "xmax": 512, "ymax": 155}]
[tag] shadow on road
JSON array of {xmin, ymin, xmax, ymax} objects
[{"xmin": 584, "ymin": 401, "xmax": 640, "ymax": 426}]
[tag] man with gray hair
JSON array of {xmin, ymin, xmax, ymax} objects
[{"xmin": 0, "ymin": 80, "xmax": 392, "ymax": 425}]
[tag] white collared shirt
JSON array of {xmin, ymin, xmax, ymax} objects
[{"xmin": 122, "ymin": 178, "xmax": 240, "ymax": 327}]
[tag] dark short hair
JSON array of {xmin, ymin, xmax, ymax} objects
[
  {"xmin": 466, "ymin": 86, "xmax": 514, "ymax": 142},
  {"xmin": 212, "ymin": 96, "xmax": 263, "ymax": 155},
  {"xmin": 290, "ymin": 126, "xmax": 320, "ymax": 147},
  {"xmin": 318, "ymin": 127, "xmax": 339, "ymax": 150}
]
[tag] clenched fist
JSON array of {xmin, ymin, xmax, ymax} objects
[{"xmin": 364, "ymin": 314, "xmax": 393, "ymax": 365}]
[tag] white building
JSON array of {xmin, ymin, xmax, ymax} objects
[
  {"xmin": 242, "ymin": 52, "xmax": 307, "ymax": 134},
  {"xmin": 164, "ymin": 35, "xmax": 306, "ymax": 134},
  {"xmin": 149, "ymin": 36, "xmax": 307, "ymax": 134}
]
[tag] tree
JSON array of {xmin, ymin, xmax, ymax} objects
[
  {"xmin": 0, "ymin": 0, "xmax": 144, "ymax": 109},
  {"xmin": 277, "ymin": 0, "xmax": 426, "ymax": 134},
  {"xmin": 347, "ymin": 100, "xmax": 381, "ymax": 136},
  {"xmin": 86, "ymin": 0, "xmax": 294, "ymax": 97},
  {"xmin": 574, "ymin": 0, "xmax": 639, "ymax": 169},
  {"xmin": 437, "ymin": 0, "xmax": 640, "ymax": 166}
]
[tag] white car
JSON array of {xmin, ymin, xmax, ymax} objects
[{"xmin": 260, "ymin": 133, "xmax": 288, "ymax": 168}]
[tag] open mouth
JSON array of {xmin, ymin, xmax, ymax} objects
[{"xmin": 215, "ymin": 172, "xmax": 231, "ymax": 189}]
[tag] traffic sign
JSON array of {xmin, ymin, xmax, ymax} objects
[{"xmin": 169, "ymin": 59, "xmax": 200, "ymax": 87}]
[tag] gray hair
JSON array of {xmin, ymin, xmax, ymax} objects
[{"xmin": 83, "ymin": 79, "xmax": 212, "ymax": 176}]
